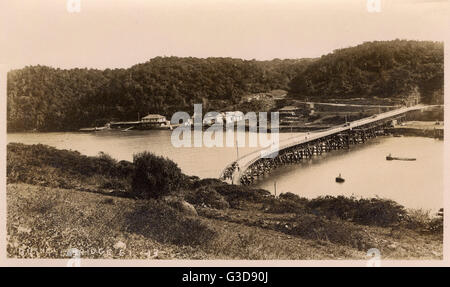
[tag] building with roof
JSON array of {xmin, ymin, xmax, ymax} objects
[{"xmin": 141, "ymin": 114, "xmax": 167, "ymax": 123}]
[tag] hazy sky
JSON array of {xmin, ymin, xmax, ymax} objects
[{"xmin": 1, "ymin": 0, "xmax": 448, "ymax": 69}]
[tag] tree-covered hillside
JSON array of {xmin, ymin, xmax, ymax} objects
[
  {"xmin": 7, "ymin": 57, "xmax": 308, "ymax": 131},
  {"xmin": 289, "ymin": 40, "xmax": 443, "ymax": 104},
  {"xmin": 7, "ymin": 40, "xmax": 444, "ymax": 132}
]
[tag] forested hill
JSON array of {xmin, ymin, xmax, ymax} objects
[
  {"xmin": 289, "ymin": 40, "xmax": 444, "ymax": 104},
  {"xmin": 7, "ymin": 40, "xmax": 444, "ymax": 132},
  {"xmin": 7, "ymin": 58, "xmax": 309, "ymax": 131}
]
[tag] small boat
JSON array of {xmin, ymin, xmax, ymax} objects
[
  {"xmin": 79, "ymin": 126, "xmax": 108, "ymax": 132},
  {"xmin": 386, "ymin": 154, "xmax": 416, "ymax": 161},
  {"xmin": 335, "ymin": 173, "xmax": 345, "ymax": 183},
  {"xmin": 122, "ymin": 126, "xmax": 134, "ymax": 132}
]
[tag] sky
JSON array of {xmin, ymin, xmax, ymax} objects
[{"xmin": 0, "ymin": 0, "xmax": 448, "ymax": 70}]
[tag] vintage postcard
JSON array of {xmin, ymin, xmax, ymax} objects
[{"xmin": 0, "ymin": 0, "xmax": 448, "ymax": 268}]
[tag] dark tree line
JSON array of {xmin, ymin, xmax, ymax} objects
[
  {"xmin": 7, "ymin": 40, "xmax": 443, "ymax": 132},
  {"xmin": 7, "ymin": 57, "xmax": 307, "ymax": 131},
  {"xmin": 289, "ymin": 40, "xmax": 444, "ymax": 104}
]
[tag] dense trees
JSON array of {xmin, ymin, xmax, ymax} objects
[
  {"xmin": 7, "ymin": 58, "xmax": 305, "ymax": 131},
  {"xmin": 7, "ymin": 40, "xmax": 443, "ymax": 132},
  {"xmin": 289, "ymin": 40, "xmax": 444, "ymax": 104}
]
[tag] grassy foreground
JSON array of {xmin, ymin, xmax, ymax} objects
[{"xmin": 7, "ymin": 143, "xmax": 443, "ymax": 259}]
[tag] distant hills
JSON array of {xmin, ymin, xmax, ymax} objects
[
  {"xmin": 7, "ymin": 40, "xmax": 443, "ymax": 132},
  {"xmin": 289, "ymin": 40, "xmax": 443, "ymax": 104}
]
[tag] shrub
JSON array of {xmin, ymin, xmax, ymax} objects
[
  {"xmin": 214, "ymin": 185, "xmax": 271, "ymax": 208},
  {"xmin": 428, "ymin": 217, "xmax": 443, "ymax": 234},
  {"xmin": 306, "ymin": 195, "xmax": 407, "ymax": 227},
  {"xmin": 265, "ymin": 192, "xmax": 310, "ymax": 214},
  {"xmin": 185, "ymin": 186, "xmax": 230, "ymax": 209},
  {"xmin": 405, "ymin": 208, "xmax": 443, "ymax": 234},
  {"xmin": 97, "ymin": 151, "xmax": 117, "ymax": 165},
  {"xmin": 285, "ymin": 214, "xmax": 373, "ymax": 250},
  {"xmin": 6, "ymin": 143, "xmax": 132, "ymax": 190},
  {"xmin": 100, "ymin": 178, "xmax": 128, "ymax": 191},
  {"xmin": 190, "ymin": 178, "xmax": 226, "ymax": 189},
  {"xmin": 404, "ymin": 208, "xmax": 431, "ymax": 230},
  {"xmin": 116, "ymin": 160, "xmax": 134, "ymax": 178},
  {"xmin": 124, "ymin": 200, "xmax": 216, "ymax": 246},
  {"xmin": 353, "ymin": 198, "xmax": 407, "ymax": 226},
  {"xmin": 131, "ymin": 151, "xmax": 183, "ymax": 199},
  {"xmin": 278, "ymin": 192, "xmax": 303, "ymax": 201}
]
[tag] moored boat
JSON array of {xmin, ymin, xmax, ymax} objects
[
  {"xmin": 335, "ymin": 173, "xmax": 345, "ymax": 183},
  {"xmin": 386, "ymin": 153, "xmax": 416, "ymax": 161},
  {"xmin": 79, "ymin": 126, "xmax": 109, "ymax": 132}
]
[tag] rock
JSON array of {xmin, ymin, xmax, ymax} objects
[
  {"xmin": 177, "ymin": 200, "xmax": 198, "ymax": 216},
  {"xmin": 113, "ymin": 241, "xmax": 127, "ymax": 250},
  {"xmin": 163, "ymin": 196, "xmax": 198, "ymax": 216}
]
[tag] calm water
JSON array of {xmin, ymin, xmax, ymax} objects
[
  {"xmin": 255, "ymin": 136, "xmax": 443, "ymax": 212},
  {"xmin": 7, "ymin": 130, "xmax": 298, "ymax": 179},
  {"xmin": 7, "ymin": 131, "xmax": 443, "ymax": 211}
]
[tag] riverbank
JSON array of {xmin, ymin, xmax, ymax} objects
[
  {"xmin": 6, "ymin": 143, "xmax": 443, "ymax": 259},
  {"xmin": 388, "ymin": 121, "xmax": 444, "ymax": 139}
]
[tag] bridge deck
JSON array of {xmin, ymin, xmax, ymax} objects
[{"xmin": 224, "ymin": 105, "xmax": 429, "ymax": 184}]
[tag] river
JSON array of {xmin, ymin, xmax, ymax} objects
[{"xmin": 7, "ymin": 131, "xmax": 443, "ymax": 211}]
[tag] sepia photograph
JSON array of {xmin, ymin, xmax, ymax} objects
[{"xmin": 0, "ymin": 0, "xmax": 448, "ymax": 267}]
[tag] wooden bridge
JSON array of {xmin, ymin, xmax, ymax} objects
[{"xmin": 219, "ymin": 105, "xmax": 432, "ymax": 185}]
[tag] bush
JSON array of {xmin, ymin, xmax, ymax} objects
[
  {"xmin": 131, "ymin": 151, "xmax": 183, "ymax": 199},
  {"xmin": 285, "ymin": 214, "xmax": 373, "ymax": 250},
  {"xmin": 124, "ymin": 200, "xmax": 216, "ymax": 246},
  {"xmin": 213, "ymin": 185, "xmax": 272, "ymax": 209},
  {"xmin": 190, "ymin": 178, "xmax": 226, "ymax": 189},
  {"xmin": 185, "ymin": 186, "xmax": 230, "ymax": 209},
  {"xmin": 264, "ymin": 194, "xmax": 308, "ymax": 214},
  {"xmin": 428, "ymin": 217, "xmax": 443, "ymax": 234},
  {"xmin": 97, "ymin": 151, "xmax": 117, "ymax": 165},
  {"xmin": 404, "ymin": 209, "xmax": 431, "ymax": 230},
  {"xmin": 306, "ymin": 196, "xmax": 407, "ymax": 227},
  {"xmin": 100, "ymin": 178, "xmax": 128, "ymax": 191},
  {"xmin": 278, "ymin": 192, "xmax": 303, "ymax": 201},
  {"xmin": 7, "ymin": 143, "xmax": 132, "ymax": 190},
  {"xmin": 405, "ymin": 208, "xmax": 443, "ymax": 234},
  {"xmin": 116, "ymin": 160, "xmax": 134, "ymax": 178}
]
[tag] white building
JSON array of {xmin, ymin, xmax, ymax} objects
[{"xmin": 141, "ymin": 114, "xmax": 167, "ymax": 123}]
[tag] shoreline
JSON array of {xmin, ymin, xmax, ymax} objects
[
  {"xmin": 388, "ymin": 121, "xmax": 444, "ymax": 139},
  {"xmin": 6, "ymin": 120, "xmax": 444, "ymax": 135}
]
